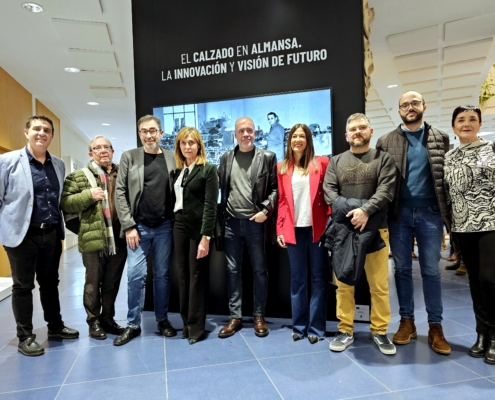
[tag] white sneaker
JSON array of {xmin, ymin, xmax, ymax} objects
[
  {"xmin": 373, "ymin": 333, "xmax": 396, "ymax": 355},
  {"xmin": 329, "ymin": 332, "xmax": 354, "ymax": 352}
]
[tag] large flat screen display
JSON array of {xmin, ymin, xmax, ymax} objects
[{"xmin": 153, "ymin": 88, "xmax": 332, "ymax": 167}]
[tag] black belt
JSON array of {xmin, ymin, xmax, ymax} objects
[{"xmin": 30, "ymin": 223, "xmax": 56, "ymax": 230}]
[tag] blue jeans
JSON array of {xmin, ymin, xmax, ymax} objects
[
  {"xmin": 287, "ymin": 227, "xmax": 328, "ymax": 338},
  {"xmin": 389, "ymin": 206, "xmax": 443, "ymax": 324},
  {"xmin": 126, "ymin": 220, "xmax": 173, "ymax": 329},
  {"xmin": 224, "ymin": 217, "xmax": 268, "ymax": 318}
]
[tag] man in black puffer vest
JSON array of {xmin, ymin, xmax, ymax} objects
[{"xmin": 377, "ymin": 91, "xmax": 451, "ymax": 355}]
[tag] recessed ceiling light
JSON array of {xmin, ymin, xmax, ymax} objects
[
  {"xmin": 101, "ymin": 123, "xmax": 111, "ymax": 126},
  {"xmin": 64, "ymin": 67, "xmax": 80, "ymax": 73},
  {"xmin": 87, "ymin": 102, "xmax": 99, "ymax": 106},
  {"xmin": 111, "ymin": 137, "xmax": 118, "ymax": 140},
  {"xmin": 387, "ymin": 84, "xmax": 398, "ymax": 88},
  {"xmin": 21, "ymin": 2, "xmax": 43, "ymax": 13}
]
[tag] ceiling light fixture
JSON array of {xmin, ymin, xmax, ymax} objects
[
  {"xmin": 101, "ymin": 123, "xmax": 111, "ymax": 126},
  {"xmin": 64, "ymin": 67, "xmax": 80, "ymax": 73},
  {"xmin": 387, "ymin": 84, "xmax": 398, "ymax": 88},
  {"xmin": 21, "ymin": 2, "xmax": 43, "ymax": 13},
  {"xmin": 111, "ymin": 137, "xmax": 118, "ymax": 140},
  {"xmin": 87, "ymin": 102, "xmax": 99, "ymax": 106}
]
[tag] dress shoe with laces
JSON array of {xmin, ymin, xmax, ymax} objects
[
  {"xmin": 393, "ymin": 319, "xmax": 417, "ymax": 345},
  {"xmin": 157, "ymin": 319, "xmax": 177, "ymax": 337},
  {"xmin": 89, "ymin": 323, "xmax": 107, "ymax": 340},
  {"xmin": 469, "ymin": 334, "xmax": 486, "ymax": 358},
  {"xmin": 113, "ymin": 327, "xmax": 141, "ymax": 346},
  {"xmin": 100, "ymin": 319, "xmax": 126, "ymax": 335},
  {"xmin": 485, "ymin": 338, "xmax": 495, "ymax": 365},
  {"xmin": 254, "ymin": 316, "xmax": 269, "ymax": 337},
  {"xmin": 218, "ymin": 318, "xmax": 243, "ymax": 338},
  {"xmin": 18, "ymin": 337, "xmax": 44, "ymax": 356},
  {"xmin": 428, "ymin": 323, "xmax": 451, "ymax": 355},
  {"xmin": 48, "ymin": 325, "xmax": 79, "ymax": 339}
]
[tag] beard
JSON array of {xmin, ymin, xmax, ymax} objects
[
  {"xmin": 400, "ymin": 109, "xmax": 424, "ymax": 124},
  {"xmin": 349, "ymin": 135, "xmax": 371, "ymax": 148}
]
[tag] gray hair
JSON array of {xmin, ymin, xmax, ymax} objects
[
  {"xmin": 88, "ymin": 135, "xmax": 113, "ymax": 152},
  {"xmin": 346, "ymin": 113, "xmax": 371, "ymax": 132},
  {"xmin": 137, "ymin": 115, "xmax": 162, "ymax": 130}
]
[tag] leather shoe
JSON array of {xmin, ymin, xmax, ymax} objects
[
  {"xmin": 189, "ymin": 338, "xmax": 197, "ymax": 345},
  {"xmin": 157, "ymin": 320, "xmax": 177, "ymax": 337},
  {"xmin": 182, "ymin": 327, "xmax": 189, "ymax": 339},
  {"xmin": 113, "ymin": 327, "xmax": 141, "ymax": 346},
  {"xmin": 428, "ymin": 323, "xmax": 451, "ymax": 355},
  {"xmin": 100, "ymin": 319, "xmax": 125, "ymax": 335},
  {"xmin": 445, "ymin": 260, "xmax": 460, "ymax": 270},
  {"xmin": 469, "ymin": 334, "xmax": 486, "ymax": 358},
  {"xmin": 89, "ymin": 323, "xmax": 107, "ymax": 340},
  {"xmin": 254, "ymin": 316, "xmax": 269, "ymax": 337},
  {"xmin": 292, "ymin": 333, "xmax": 303, "ymax": 341},
  {"xmin": 218, "ymin": 318, "xmax": 243, "ymax": 338},
  {"xmin": 485, "ymin": 338, "xmax": 495, "ymax": 365},
  {"xmin": 18, "ymin": 337, "xmax": 44, "ymax": 356},
  {"xmin": 48, "ymin": 325, "xmax": 79, "ymax": 339},
  {"xmin": 393, "ymin": 319, "xmax": 417, "ymax": 344}
]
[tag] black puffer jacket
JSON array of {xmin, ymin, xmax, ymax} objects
[
  {"xmin": 376, "ymin": 123, "xmax": 451, "ymax": 229},
  {"xmin": 323, "ymin": 197, "xmax": 386, "ymax": 286}
]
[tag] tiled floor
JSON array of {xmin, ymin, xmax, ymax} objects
[{"xmin": 0, "ymin": 245, "xmax": 494, "ymax": 399}]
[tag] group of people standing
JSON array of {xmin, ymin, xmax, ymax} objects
[{"xmin": 0, "ymin": 90, "xmax": 494, "ymax": 366}]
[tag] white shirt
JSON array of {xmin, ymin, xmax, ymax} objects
[
  {"xmin": 292, "ymin": 170, "xmax": 312, "ymax": 227},
  {"xmin": 173, "ymin": 162, "xmax": 196, "ymax": 213}
]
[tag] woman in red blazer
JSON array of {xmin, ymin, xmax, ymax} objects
[{"xmin": 276, "ymin": 123, "xmax": 331, "ymax": 344}]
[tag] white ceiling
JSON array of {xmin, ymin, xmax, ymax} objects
[
  {"xmin": 1, "ymin": 0, "xmax": 495, "ymax": 160},
  {"xmin": 0, "ymin": 0, "xmax": 136, "ymax": 162},
  {"xmin": 368, "ymin": 0, "xmax": 495, "ymax": 146}
]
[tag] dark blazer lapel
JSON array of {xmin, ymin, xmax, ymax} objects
[
  {"xmin": 138, "ymin": 148, "xmax": 145, "ymax": 192},
  {"xmin": 251, "ymin": 147, "xmax": 262, "ymax": 190},
  {"xmin": 184, "ymin": 164, "xmax": 201, "ymax": 186}
]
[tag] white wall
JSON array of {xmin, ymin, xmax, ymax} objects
[{"xmin": 60, "ymin": 121, "xmax": 90, "ymax": 172}]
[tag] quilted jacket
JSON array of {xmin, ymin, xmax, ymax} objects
[{"xmin": 376, "ymin": 123, "xmax": 451, "ymax": 229}]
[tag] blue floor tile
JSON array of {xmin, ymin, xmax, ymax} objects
[
  {"xmin": 260, "ymin": 351, "xmax": 390, "ymax": 399},
  {"xmin": 447, "ymin": 334, "xmax": 495, "ymax": 377},
  {"xmin": 0, "ymin": 386, "xmax": 61, "ymax": 400},
  {"xmin": 168, "ymin": 360, "xmax": 280, "ymax": 399},
  {"xmin": 396, "ymin": 378, "xmax": 495, "ymax": 399},
  {"xmin": 0, "ymin": 349, "xmax": 78, "ymax": 393},
  {"xmin": 165, "ymin": 330, "xmax": 255, "ymax": 371}
]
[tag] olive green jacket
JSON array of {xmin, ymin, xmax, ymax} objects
[{"xmin": 61, "ymin": 162, "xmax": 119, "ymax": 253}]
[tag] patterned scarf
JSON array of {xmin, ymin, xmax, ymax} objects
[{"xmin": 91, "ymin": 161, "xmax": 116, "ymax": 256}]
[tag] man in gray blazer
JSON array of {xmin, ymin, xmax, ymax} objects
[
  {"xmin": 114, "ymin": 115, "xmax": 177, "ymax": 346},
  {"xmin": 0, "ymin": 116, "xmax": 79, "ymax": 357}
]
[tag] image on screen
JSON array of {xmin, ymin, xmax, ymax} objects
[{"xmin": 153, "ymin": 88, "xmax": 332, "ymax": 167}]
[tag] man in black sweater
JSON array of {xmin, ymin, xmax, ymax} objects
[{"xmin": 323, "ymin": 113, "xmax": 396, "ymax": 355}]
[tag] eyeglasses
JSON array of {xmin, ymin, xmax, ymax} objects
[
  {"xmin": 139, "ymin": 128, "xmax": 160, "ymax": 136},
  {"xmin": 92, "ymin": 145, "xmax": 112, "ymax": 153},
  {"xmin": 399, "ymin": 100, "xmax": 423, "ymax": 111}
]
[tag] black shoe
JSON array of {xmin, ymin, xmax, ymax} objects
[
  {"xmin": 485, "ymin": 338, "xmax": 495, "ymax": 365},
  {"xmin": 100, "ymin": 319, "xmax": 126, "ymax": 335},
  {"xmin": 308, "ymin": 336, "xmax": 323, "ymax": 345},
  {"xmin": 113, "ymin": 327, "xmax": 141, "ymax": 346},
  {"xmin": 182, "ymin": 327, "xmax": 189, "ymax": 339},
  {"xmin": 157, "ymin": 320, "xmax": 177, "ymax": 337},
  {"xmin": 292, "ymin": 333, "xmax": 303, "ymax": 341},
  {"xmin": 469, "ymin": 334, "xmax": 486, "ymax": 358},
  {"xmin": 189, "ymin": 338, "xmax": 197, "ymax": 345},
  {"xmin": 48, "ymin": 325, "xmax": 79, "ymax": 339},
  {"xmin": 89, "ymin": 323, "xmax": 107, "ymax": 340},
  {"xmin": 18, "ymin": 337, "xmax": 44, "ymax": 356}
]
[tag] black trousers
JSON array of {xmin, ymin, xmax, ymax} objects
[
  {"xmin": 456, "ymin": 230, "xmax": 495, "ymax": 337},
  {"xmin": 4, "ymin": 226, "xmax": 63, "ymax": 341},
  {"xmin": 173, "ymin": 212, "xmax": 209, "ymax": 340},
  {"xmin": 81, "ymin": 238, "xmax": 127, "ymax": 325}
]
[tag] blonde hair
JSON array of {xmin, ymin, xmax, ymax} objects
[
  {"xmin": 279, "ymin": 123, "xmax": 317, "ymax": 176},
  {"xmin": 174, "ymin": 127, "xmax": 207, "ymax": 169}
]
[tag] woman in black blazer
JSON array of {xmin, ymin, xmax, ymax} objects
[{"xmin": 172, "ymin": 127, "xmax": 218, "ymax": 344}]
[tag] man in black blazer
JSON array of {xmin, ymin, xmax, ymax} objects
[
  {"xmin": 217, "ymin": 117, "xmax": 278, "ymax": 338},
  {"xmin": 114, "ymin": 115, "xmax": 177, "ymax": 346}
]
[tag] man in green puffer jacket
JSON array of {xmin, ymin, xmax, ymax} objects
[{"xmin": 61, "ymin": 136, "xmax": 127, "ymax": 340}]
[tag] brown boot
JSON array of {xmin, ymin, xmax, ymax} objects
[
  {"xmin": 428, "ymin": 323, "xmax": 451, "ymax": 354},
  {"xmin": 253, "ymin": 316, "xmax": 269, "ymax": 337},
  {"xmin": 218, "ymin": 318, "xmax": 243, "ymax": 338},
  {"xmin": 393, "ymin": 319, "xmax": 417, "ymax": 344},
  {"xmin": 455, "ymin": 263, "xmax": 467, "ymax": 276},
  {"xmin": 445, "ymin": 260, "xmax": 460, "ymax": 270}
]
